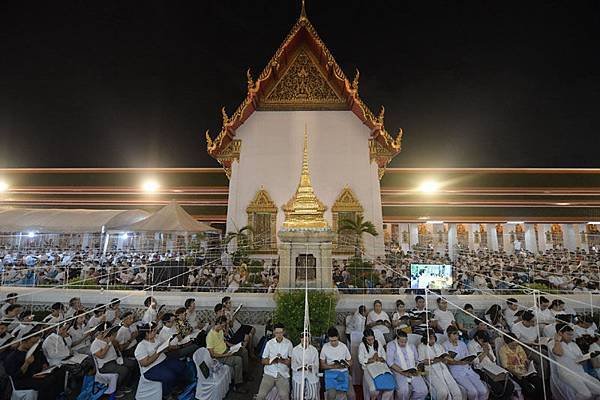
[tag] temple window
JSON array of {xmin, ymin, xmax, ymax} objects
[
  {"xmin": 246, "ymin": 187, "xmax": 277, "ymax": 252},
  {"xmin": 332, "ymin": 187, "xmax": 363, "ymax": 253}
]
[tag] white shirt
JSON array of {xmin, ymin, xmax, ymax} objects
[
  {"xmin": 142, "ymin": 308, "xmax": 157, "ymax": 324},
  {"xmin": 116, "ymin": 325, "xmax": 137, "ymax": 350},
  {"xmin": 358, "ymin": 341, "xmax": 386, "ymax": 368},
  {"xmin": 511, "ymin": 321, "xmax": 539, "ymax": 344},
  {"xmin": 158, "ymin": 325, "xmax": 178, "ymax": 345},
  {"xmin": 533, "ymin": 307, "xmax": 554, "ymax": 325},
  {"xmin": 433, "ymin": 308, "xmax": 455, "ymax": 331},
  {"xmin": 503, "ymin": 308, "xmax": 518, "ymax": 327},
  {"xmin": 352, "ymin": 313, "xmax": 367, "ymax": 333},
  {"xmin": 135, "ymin": 339, "xmax": 166, "ymax": 373},
  {"xmin": 105, "ymin": 308, "xmax": 119, "ymax": 323},
  {"xmin": 291, "ymin": 344, "xmax": 319, "ymax": 383},
  {"xmin": 320, "ymin": 342, "xmax": 351, "ymax": 372},
  {"xmin": 467, "ymin": 340, "xmax": 496, "ymax": 370},
  {"xmin": 42, "ymin": 333, "xmax": 72, "ymax": 366},
  {"xmin": 90, "ymin": 338, "xmax": 118, "ymax": 369},
  {"xmin": 367, "ymin": 310, "xmax": 390, "ymax": 334},
  {"xmin": 86, "ymin": 315, "xmax": 104, "ymax": 330},
  {"xmin": 262, "ymin": 337, "xmax": 293, "ymax": 378},
  {"xmin": 68, "ymin": 325, "xmax": 89, "ymax": 352},
  {"xmin": 574, "ymin": 324, "xmax": 597, "ymax": 339}
]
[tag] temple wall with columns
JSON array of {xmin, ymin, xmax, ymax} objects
[{"xmin": 226, "ymin": 110, "xmax": 385, "ymax": 257}]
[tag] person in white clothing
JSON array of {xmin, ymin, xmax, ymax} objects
[
  {"xmin": 135, "ymin": 323, "xmax": 188, "ymax": 397},
  {"xmin": 255, "ymin": 322, "xmax": 293, "ymax": 400},
  {"xmin": 503, "ymin": 298, "xmax": 519, "ymax": 328},
  {"xmin": 433, "ymin": 298, "xmax": 456, "ymax": 332},
  {"xmin": 42, "ymin": 321, "xmax": 73, "ymax": 366},
  {"xmin": 358, "ymin": 328, "xmax": 393, "ymax": 400},
  {"xmin": 0, "ymin": 293, "xmax": 18, "ymax": 318},
  {"xmin": 551, "ymin": 323, "xmax": 600, "ymax": 400},
  {"xmin": 115, "ymin": 311, "xmax": 137, "ymax": 357},
  {"xmin": 68, "ymin": 310, "xmax": 92, "ymax": 354},
  {"xmin": 366, "ymin": 300, "xmax": 391, "ymax": 340},
  {"xmin": 142, "ymin": 296, "xmax": 161, "ymax": 324},
  {"xmin": 42, "ymin": 302, "xmax": 64, "ymax": 325},
  {"xmin": 91, "ymin": 322, "xmax": 136, "ymax": 391},
  {"xmin": 86, "ymin": 305, "xmax": 107, "ymax": 330},
  {"xmin": 291, "ymin": 331, "xmax": 319, "ymax": 400},
  {"xmin": 386, "ymin": 330, "xmax": 428, "ymax": 400},
  {"xmin": 105, "ymin": 298, "xmax": 121, "ymax": 324},
  {"xmin": 417, "ymin": 329, "xmax": 462, "ymax": 400},
  {"xmin": 511, "ymin": 310, "xmax": 548, "ymax": 378},
  {"xmin": 532, "ymin": 296, "xmax": 554, "ymax": 326},
  {"xmin": 320, "ymin": 327, "xmax": 356, "ymax": 400},
  {"xmin": 391, "ymin": 300, "xmax": 409, "ymax": 329}
]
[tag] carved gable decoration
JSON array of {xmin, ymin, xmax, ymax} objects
[
  {"xmin": 332, "ymin": 187, "xmax": 363, "ymax": 213},
  {"xmin": 246, "ymin": 187, "xmax": 277, "ymax": 213},
  {"xmin": 259, "ymin": 48, "xmax": 346, "ymax": 110}
]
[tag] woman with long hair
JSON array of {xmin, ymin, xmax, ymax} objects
[
  {"xmin": 417, "ymin": 329, "xmax": 462, "ymax": 399},
  {"xmin": 358, "ymin": 328, "xmax": 394, "ymax": 400}
]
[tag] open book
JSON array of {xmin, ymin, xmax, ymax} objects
[
  {"xmin": 25, "ymin": 342, "xmax": 39, "ymax": 359},
  {"xmin": 225, "ymin": 342, "xmax": 242, "ymax": 356},
  {"xmin": 33, "ymin": 365, "xmax": 58, "ymax": 377},
  {"xmin": 481, "ymin": 359, "xmax": 508, "ymax": 376},
  {"xmin": 62, "ymin": 353, "xmax": 88, "ymax": 365},
  {"xmin": 331, "ymin": 359, "xmax": 350, "ymax": 368},
  {"xmin": 447, "ymin": 351, "xmax": 477, "ymax": 363},
  {"xmin": 179, "ymin": 330, "xmax": 200, "ymax": 345},
  {"xmin": 576, "ymin": 351, "xmax": 600, "ymax": 363}
]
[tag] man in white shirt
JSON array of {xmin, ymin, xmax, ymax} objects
[
  {"xmin": 320, "ymin": 327, "xmax": 355, "ymax": 400},
  {"xmin": 433, "ymin": 297, "xmax": 455, "ymax": 332},
  {"xmin": 42, "ymin": 321, "xmax": 72, "ymax": 366},
  {"xmin": 532, "ymin": 296, "xmax": 554, "ymax": 326},
  {"xmin": 511, "ymin": 311, "xmax": 540, "ymax": 345},
  {"xmin": 115, "ymin": 311, "xmax": 138, "ymax": 357},
  {"xmin": 503, "ymin": 298, "xmax": 519, "ymax": 328},
  {"xmin": 255, "ymin": 323, "xmax": 293, "ymax": 400}
]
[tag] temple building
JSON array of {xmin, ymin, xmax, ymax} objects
[{"xmin": 205, "ymin": 5, "xmax": 401, "ymax": 258}]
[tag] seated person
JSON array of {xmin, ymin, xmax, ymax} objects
[
  {"xmin": 142, "ymin": 297, "xmax": 162, "ymax": 324},
  {"xmin": 417, "ymin": 329, "xmax": 462, "ymax": 400},
  {"xmin": 42, "ymin": 302, "xmax": 64, "ymax": 325},
  {"xmin": 68, "ymin": 310, "xmax": 92, "ymax": 354},
  {"xmin": 386, "ymin": 330, "xmax": 428, "ymax": 400},
  {"xmin": 206, "ymin": 315, "xmax": 247, "ymax": 394},
  {"xmin": 222, "ymin": 296, "xmax": 255, "ymax": 356},
  {"xmin": 358, "ymin": 328, "xmax": 393, "ymax": 400},
  {"xmin": 291, "ymin": 331, "xmax": 320, "ymax": 400},
  {"xmin": 319, "ymin": 327, "xmax": 355, "ymax": 400},
  {"xmin": 511, "ymin": 310, "xmax": 549, "ymax": 378},
  {"xmin": 498, "ymin": 332, "xmax": 543, "ymax": 398},
  {"xmin": 551, "ymin": 323, "xmax": 600, "ymax": 399},
  {"xmin": 443, "ymin": 326, "xmax": 488, "ymax": 400},
  {"xmin": 468, "ymin": 331, "xmax": 514, "ymax": 400},
  {"xmin": 115, "ymin": 311, "xmax": 138, "ymax": 358},
  {"xmin": 255, "ymin": 323, "xmax": 292, "ymax": 400},
  {"xmin": 4, "ymin": 328, "xmax": 66, "ymax": 400},
  {"xmin": 135, "ymin": 323, "xmax": 188, "ymax": 397},
  {"xmin": 410, "ymin": 296, "xmax": 439, "ymax": 335},
  {"xmin": 105, "ymin": 299, "xmax": 121, "ymax": 324},
  {"xmin": 86, "ymin": 305, "xmax": 106, "ymax": 330},
  {"xmin": 41, "ymin": 321, "xmax": 73, "ymax": 366},
  {"xmin": 433, "ymin": 298, "xmax": 456, "ymax": 333},
  {"xmin": 366, "ymin": 300, "xmax": 392, "ymax": 339},
  {"xmin": 90, "ymin": 322, "xmax": 136, "ymax": 394},
  {"xmin": 455, "ymin": 303, "xmax": 477, "ymax": 335}
]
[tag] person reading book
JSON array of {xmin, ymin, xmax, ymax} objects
[
  {"xmin": 320, "ymin": 327, "xmax": 355, "ymax": 400},
  {"xmin": 551, "ymin": 323, "xmax": 600, "ymax": 399},
  {"xmin": 291, "ymin": 331, "xmax": 320, "ymax": 400},
  {"xmin": 134, "ymin": 322, "xmax": 188, "ymax": 398},
  {"xmin": 468, "ymin": 330, "xmax": 515, "ymax": 400},
  {"xmin": 255, "ymin": 322, "xmax": 293, "ymax": 400},
  {"xmin": 386, "ymin": 330, "xmax": 428, "ymax": 400},
  {"xmin": 4, "ymin": 328, "xmax": 66, "ymax": 400},
  {"xmin": 366, "ymin": 300, "xmax": 391, "ymax": 338},
  {"xmin": 417, "ymin": 329, "xmax": 462, "ymax": 399},
  {"xmin": 498, "ymin": 332, "xmax": 543, "ymax": 397},
  {"xmin": 358, "ymin": 328, "xmax": 394, "ymax": 400},
  {"xmin": 206, "ymin": 315, "xmax": 248, "ymax": 393},
  {"xmin": 90, "ymin": 322, "xmax": 136, "ymax": 394},
  {"xmin": 443, "ymin": 326, "xmax": 488, "ymax": 400}
]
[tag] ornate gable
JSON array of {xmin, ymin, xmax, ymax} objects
[
  {"xmin": 332, "ymin": 186, "xmax": 363, "ymax": 213},
  {"xmin": 260, "ymin": 48, "xmax": 346, "ymax": 110},
  {"xmin": 246, "ymin": 187, "xmax": 277, "ymax": 213}
]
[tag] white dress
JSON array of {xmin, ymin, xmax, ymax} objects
[
  {"xmin": 417, "ymin": 342, "xmax": 462, "ymax": 400},
  {"xmin": 551, "ymin": 340, "xmax": 600, "ymax": 399}
]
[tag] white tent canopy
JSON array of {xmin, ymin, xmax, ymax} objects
[
  {"xmin": 110, "ymin": 201, "xmax": 218, "ymax": 233},
  {"xmin": 0, "ymin": 208, "xmax": 150, "ymax": 234}
]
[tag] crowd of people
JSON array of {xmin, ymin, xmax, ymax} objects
[{"xmin": 0, "ymin": 247, "xmax": 280, "ymax": 293}]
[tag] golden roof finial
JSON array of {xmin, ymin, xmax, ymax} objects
[
  {"xmin": 300, "ymin": 0, "xmax": 307, "ymax": 20},
  {"xmin": 205, "ymin": 129, "xmax": 213, "ymax": 149},
  {"xmin": 282, "ymin": 124, "xmax": 328, "ymax": 229}
]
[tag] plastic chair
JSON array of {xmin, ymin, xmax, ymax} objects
[
  {"xmin": 9, "ymin": 376, "xmax": 38, "ymax": 400},
  {"xmin": 192, "ymin": 348, "xmax": 231, "ymax": 400},
  {"xmin": 135, "ymin": 362, "xmax": 162, "ymax": 400},
  {"xmin": 92, "ymin": 355, "xmax": 118, "ymax": 395}
]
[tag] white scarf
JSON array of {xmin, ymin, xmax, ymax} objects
[{"xmin": 395, "ymin": 341, "xmax": 415, "ymax": 371}]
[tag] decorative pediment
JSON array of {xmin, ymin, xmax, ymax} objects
[
  {"xmin": 332, "ymin": 187, "xmax": 363, "ymax": 213},
  {"xmin": 259, "ymin": 48, "xmax": 346, "ymax": 110},
  {"xmin": 246, "ymin": 186, "xmax": 277, "ymax": 213},
  {"xmin": 214, "ymin": 139, "xmax": 241, "ymax": 179}
]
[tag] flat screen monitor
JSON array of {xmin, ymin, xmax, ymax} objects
[{"xmin": 410, "ymin": 264, "xmax": 453, "ymax": 289}]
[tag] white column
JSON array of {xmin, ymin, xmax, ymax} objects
[
  {"xmin": 537, "ymin": 224, "xmax": 550, "ymax": 253},
  {"xmin": 466, "ymin": 224, "xmax": 478, "ymax": 251},
  {"xmin": 563, "ymin": 224, "xmax": 577, "ymax": 251},
  {"xmin": 399, "ymin": 223, "xmax": 410, "ymax": 252},
  {"xmin": 525, "ymin": 224, "xmax": 537, "ymax": 254},
  {"xmin": 487, "ymin": 224, "xmax": 499, "ymax": 251},
  {"xmin": 448, "ymin": 224, "xmax": 457, "ymax": 261},
  {"xmin": 575, "ymin": 224, "xmax": 587, "ymax": 250},
  {"xmin": 503, "ymin": 224, "xmax": 515, "ymax": 254},
  {"xmin": 409, "ymin": 224, "xmax": 419, "ymax": 250},
  {"xmin": 81, "ymin": 234, "xmax": 90, "ymax": 249}
]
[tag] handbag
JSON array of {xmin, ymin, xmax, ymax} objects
[
  {"xmin": 324, "ymin": 370, "xmax": 349, "ymax": 392},
  {"xmin": 373, "ymin": 372, "xmax": 396, "ymax": 391}
]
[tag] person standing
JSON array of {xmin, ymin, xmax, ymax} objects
[{"xmin": 255, "ymin": 323, "xmax": 293, "ymax": 400}]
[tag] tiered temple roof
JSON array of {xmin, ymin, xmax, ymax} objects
[{"xmin": 206, "ymin": 5, "xmax": 403, "ymax": 178}]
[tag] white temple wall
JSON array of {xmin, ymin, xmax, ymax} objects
[{"xmin": 226, "ymin": 111, "xmax": 385, "ymax": 257}]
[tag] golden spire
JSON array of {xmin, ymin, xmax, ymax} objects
[
  {"xmin": 300, "ymin": 0, "xmax": 307, "ymax": 20},
  {"xmin": 282, "ymin": 125, "xmax": 328, "ymax": 229}
]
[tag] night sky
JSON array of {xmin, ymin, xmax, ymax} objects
[{"xmin": 1, "ymin": 1, "xmax": 599, "ymax": 168}]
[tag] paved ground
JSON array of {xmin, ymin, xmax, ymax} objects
[{"xmin": 225, "ymin": 356, "xmax": 263, "ymax": 400}]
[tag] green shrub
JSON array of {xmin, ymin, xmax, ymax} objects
[{"xmin": 273, "ymin": 290, "xmax": 338, "ymax": 343}]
